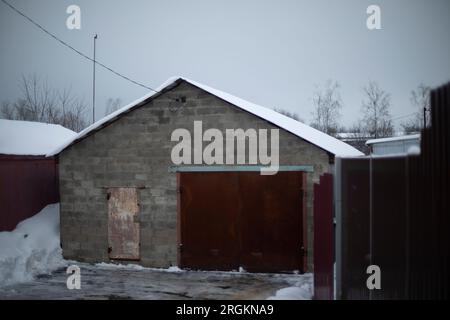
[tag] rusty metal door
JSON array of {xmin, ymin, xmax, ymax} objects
[
  {"xmin": 239, "ymin": 171, "xmax": 304, "ymax": 272},
  {"xmin": 179, "ymin": 171, "xmax": 304, "ymax": 272},
  {"xmin": 107, "ymin": 187, "xmax": 140, "ymax": 260},
  {"xmin": 179, "ymin": 172, "xmax": 240, "ymax": 270}
]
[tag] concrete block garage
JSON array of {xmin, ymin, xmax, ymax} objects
[{"xmin": 51, "ymin": 77, "xmax": 362, "ymax": 272}]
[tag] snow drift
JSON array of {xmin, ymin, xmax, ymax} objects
[
  {"xmin": 267, "ymin": 279, "xmax": 313, "ymax": 300},
  {"xmin": 96, "ymin": 262, "xmax": 184, "ymax": 273},
  {"xmin": 0, "ymin": 203, "xmax": 65, "ymax": 287}
]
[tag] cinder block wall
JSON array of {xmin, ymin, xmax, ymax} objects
[{"xmin": 59, "ymin": 81, "xmax": 330, "ymax": 271}]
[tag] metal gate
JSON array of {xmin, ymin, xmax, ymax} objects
[
  {"xmin": 178, "ymin": 171, "xmax": 305, "ymax": 272},
  {"xmin": 335, "ymin": 82, "xmax": 450, "ymax": 300},
  {"xmin": 107, "ymin": 187, "xmax": 140, "ymax": 260},
  {"xmin": 313, "ymin": 173, "xmax": 334, "ymax": 300}
]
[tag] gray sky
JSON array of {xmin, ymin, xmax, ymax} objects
[{"xmin": 1, "ymin": 0, "xmax": 450, "ymax": 129}]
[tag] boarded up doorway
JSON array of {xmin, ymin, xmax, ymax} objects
[
  {"xmin": 178, "ymin": 171, "xmax": 305, "ymax": 273},
  {"xmin": 107, "ymin": 187, "xmax": 140, "ymax": 260}
]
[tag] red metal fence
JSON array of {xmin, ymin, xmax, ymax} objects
[
  {"xmin": 313, "ymin": 173, "xmax": 334, "ymax": 300},
  {"xmin": 336, "ymin": 82, "xmax": 450, "ymax": 299},
  {"xmin": 0, "ymin": 155, "xmax": 59, "ymax": 231}
]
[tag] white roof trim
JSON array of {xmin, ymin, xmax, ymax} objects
[
  {"xmin": 47, "ymin": 77, "xmax": 364, "ymax": 157},
  {"xmin": 366, "ymin": 134, "xmax": 421, "ymax": 145}
]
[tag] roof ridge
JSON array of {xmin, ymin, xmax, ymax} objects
[{"xmin": 47, "ymin": 77, "xmax": 363, "ymax": 157}]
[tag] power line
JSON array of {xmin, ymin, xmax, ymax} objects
[
  {"xmin": 0, "ymin": 0, "xmax": 429, "ymax": 123},
  {"xmin": 390, "ymin": 111, "xmax": 419, "ymax": 122},
  {"xmin": 1, "ymin": 0, "xmax": 159, "ymax": 93}
]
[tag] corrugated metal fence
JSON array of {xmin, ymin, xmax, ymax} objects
[
  {"xmin": 313, "ymin": 173, "xmax": 334, "ymax": 300},
  {"xmin": 0, "ymin": 156, "xmax": 59, "ymax": 231},
  {"xmin": 335, "ymin": 82, "xmax": 449, "ymax": 299}
]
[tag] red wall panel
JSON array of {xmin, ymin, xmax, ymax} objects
[{"xmin": 0, "ymin": 155, "xmax": 59, "ymax": 231}]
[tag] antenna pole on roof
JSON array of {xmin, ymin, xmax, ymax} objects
[{"xmin": 92, "ymin": 34, "xmax": 98, "ymax": 124}]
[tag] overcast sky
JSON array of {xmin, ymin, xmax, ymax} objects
[{"xmin": 1, "ymin": 0, "xmax": 449, "ymax": 129}]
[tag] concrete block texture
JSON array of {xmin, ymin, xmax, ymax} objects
[{"xmin": 59, "ymin": 81, "xmax": 330, "ymax": 270}]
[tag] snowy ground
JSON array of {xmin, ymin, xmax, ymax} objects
[
  {"xmin": 0, "ymin": 262, "xmax": 312, "ymax": 300},
  {"xmin": 0, "ymin": 203, "xmax": 313, "ymax": 300}
]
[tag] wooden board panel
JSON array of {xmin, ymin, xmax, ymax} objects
[{"xmin": 107, "ymin": 187, "xmax": 140, "ymax": 260}]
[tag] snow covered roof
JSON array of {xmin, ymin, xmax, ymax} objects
[
  {"xmin": 0, "ymin": 119, "xmax": 76, "ymax": 156},
  {"xmin": 366, "ymin": 134, "xmax": 421, "ymax": 145},
  {"xmin": 48, "ymin": 77, "xmax": 363, "ymax": 157}
]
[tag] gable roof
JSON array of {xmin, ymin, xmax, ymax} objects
[
  {"xmin": 47, "ymin": 77, "xmax": 363, "ymax": 157},
  {"xmin": 0, "ymin": 119, "xmax": 76, "ymax": 156}
]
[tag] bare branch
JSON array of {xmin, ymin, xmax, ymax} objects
[
  {"xmin": 104, "ymin": 98, "xmax": 123, "ymax": 116},
  {"xmin": 274, "ymin": 108, "xmax": 304, "ymax": 122},
  {"xmin": 1, "ymin": 74, "xmax": 88, "ymax": 132},
  {"xmin": 310, "ymin": 80, "xmax": 343, "ymax": 137},
  {"xmin": 401, "ymin": 83, "xmax": 431, "ymax": 133},
  {"xmin": 360, "ymin": 81, "xmax": 394, "ymax": 138}
]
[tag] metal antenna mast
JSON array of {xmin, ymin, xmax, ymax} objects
[{"xmin": 92, "ymin": 34, "xmax": 98, "ymax": 124}]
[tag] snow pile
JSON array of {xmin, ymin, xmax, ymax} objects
[
  {"xmin": 166, "ymin": 266, "xmax": 183, "ymax": 272},
  {"xmin": 268, "ymin": 282, "xmax": 313, "ymax": 300},
  {"xmin": 407, "ymin": 145, "xmax": 421, "ymax": 155},
  {"xmin": 95, "ymin": 262, "xmax": 184, "ymax": 273},
  {"xmin": 0, "ymin": 119, "xmax": 76, "ymax": 156},
  {"xmin": 96, "ymin": 262, "xmax": 146, "ymax": 270},
  {"xmin": 0, "ymin": 204, "xmax": 65, "ymax": 287}
]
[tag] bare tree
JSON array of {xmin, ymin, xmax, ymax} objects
[
  {"xmin": 0, "ymin": 74, "xmax": 88, "ymax": 132},
  {"xmin": 360, "ymin": 81, "xmax": 394, "ymax": 138},
  {"xmin": 310, "ymin": 80, "xmax": 343, "ymax": 137},
  {"xmin": 104, "ymin": 97, "xmax": 123, "ymax": 116},
  {"xmin": 274, "ymin": 108, "xmax": 303, "ymax": 122},
  {"xmin": 0, "ymin": 101, "xmax": 15, "ymax": 119},
  {"xmin": 345, "ymin": 123, "xmax": 371, "ymax": 154},
  {"xmin": 401, "ymin": 84, "xmax": 430, "ymax": 134}
]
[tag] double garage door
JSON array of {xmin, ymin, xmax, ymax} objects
[{"xmin": 178, "ymin": 171, "xmax": 306, "ymax": 273}]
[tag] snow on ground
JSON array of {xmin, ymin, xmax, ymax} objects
[
  {"xmin": 95, "ymin": 262, "xmax": 184, "ymax": 273},
  {"xmin": 93, "ymin": 263, "xmax": 313, "ymax": 300},
  {"xmin": 95, "ymin": 263, "xmax": 250, "ymax": 275},
  {"xmin": 267, "ymin": 275, "xmax": 313, "ymax": 300},
  {"xmin": 0, "ymin": 262, "xmax": 312, "ymax": 300},
  {"xmin": 0, "ymin": 204, "xmax": 66, "ymax": 287}
]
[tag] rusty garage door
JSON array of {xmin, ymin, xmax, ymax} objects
[
  {"xmin": 178, "ymin": 171, "xmax": 305, "ymax": 273},
  {"xmin": 107, "ymin": 187, "xmax": 140, "ymax": 260}
]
